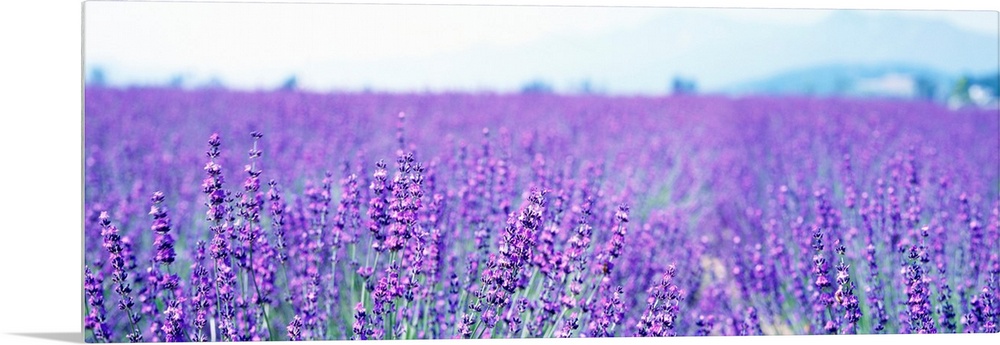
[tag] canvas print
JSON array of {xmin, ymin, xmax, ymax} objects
[{"xmin": 83, "ymin": 1, "xmax": 1000, "ymax": 342}]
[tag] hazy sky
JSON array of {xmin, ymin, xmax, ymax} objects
[{"xmin": 84, "ymin": 0, "xmax": 999, "ymax": 93}]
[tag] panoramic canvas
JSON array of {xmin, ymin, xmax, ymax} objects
[{"xmin": 83, "ymin": 1, "xmax": 1000, "ymax": 342}]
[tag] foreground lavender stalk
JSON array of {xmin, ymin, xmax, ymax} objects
[
  {"xmin": 100, "ymin": 212, "xmax": 144, "ymax": 342},
  {"xmin": 203, "ymin": 133, "xmax": 239, "ymax": 341},
  {"xmin": 239, "ymin": 131, "xmax": 274, "ymax": 340},
  {"xmin": 84, "ymin": 266, "xmax": 111, "ymax": 342},
  {"xmin": 468, "ymin": 189, "xmax": 546, "ymax": 339},
  {"xmin": 148, "ymin": 191, "xmax": 184, "ymax": 341},
  {"xmin": 188, "ymin": 241, "xmax": 213, "ymax": 342},
  {"xmin": 901, "ymin": 227, "xmax": 936, "ymax": 334},
  {"xmin": 636, "ymin": 264, "xmax": 683, "ymax": 337},
  {"xmin": 833, "ymin": 245, "xmax": 860, "ymax": 334}
]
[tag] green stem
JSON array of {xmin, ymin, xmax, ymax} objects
[{"xmin": 247, "ymin": 238, "xmax": 274, "ymax": 341}]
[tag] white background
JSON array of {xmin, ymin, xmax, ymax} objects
[{"xmin": 0, "ymin": 0, "xmax": 997, "ymax": 344}]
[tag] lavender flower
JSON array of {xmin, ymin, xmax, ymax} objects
[
  {"xmin": 833, "ymin": 246, "xmax": 860, "ymax": 334},
  {"xmin": 695, "ymin": 314, "xmax": 715, "ymax": 336},
  {"xmin": 903, "ymin": 244, "xmax": 936, "ymax": 333},
  {"xmin": 161, "ymin": 300, "xmax": 185, "ymax": 342},
  {"xmin": 287, "ymin": 315, "xmax": 304, "ymax": 341},
  {"xmin": 352, "ymin": 303, "xmax": 370, "ymax": 340},
  {"xmin": 738, "ymin": 307, "xmax": 762, "ymax": 336},
  {"xmin": 215, "ymin": 260, "xmax": 239, "ymax": 341},
  {"xmin": 810, "ymin": 227, "xmax": 835, "ymax": 334},
  {"xmin": 636, "ymin": 264, "xmax": 684, "ymax": 337},
  {"xmin": 238, "ymin": 131, "xmax": 274, "ymax": 340},
  {"xmin": 467, "ymin": 189, "xmax": 546, "ymax": 338},
  {"xmin": 587, "ymin": 285, "xmax": 625, "ymax": 337},
  {"xmin": 267, "ymin": 180, "xmax": 289, "ymax": 263},
  {"xmin": 100, "ymin": 212, "xmax": 143, "ymax": 342},
  {"xmin": 599, "ymin": 203, "xmax": 629, "ymax": 275},
  {"xmin": 188, "ymin": 241, "xmax": 212, "ymax": 342},
  {"xmin": 149, "ymin": 191, "xmax": 176, "ymax": 265},
  {"xmin": 203, "ymin": 133, "xmax": 239, "ymax": 341},
  {"xmin": 368, "ymin": 160, "xmax": 391, "ymax": 252},
  {"xmin": 84, "ymin": 266, "xmax": 111, "ymax": 342}
]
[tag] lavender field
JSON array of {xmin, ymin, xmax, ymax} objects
[{"xmin": 83, "ymin": 87, "xmax": 1000, "ymax": 342}]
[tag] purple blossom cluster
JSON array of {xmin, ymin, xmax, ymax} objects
[{"xmin": 84, "ymin": 87, "xmax": 1000, "ymax": 342}]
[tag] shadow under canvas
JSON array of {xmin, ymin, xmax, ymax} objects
[{"xmin": 9, "ymin": 332, "xmax": 82, "ymax": 343}]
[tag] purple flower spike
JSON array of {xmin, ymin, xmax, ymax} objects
[
  {"xmin": 287, "ymin": 315, "xmax": 304, "ymax": 341},
  {"xmin": 149, "ymin": 191, "xmax": 175, "ymax": 265},
  {"xmin": 188, "ymin": 241, "xmax": 213, "ymax": 342},
  {"xmin": 368, "ymin": 160, "xmax": 390, "ymax": 251},
  {"xmin": 352, "ymin": 303, "xmax": 369, "ymax": 340},
  {"xmin": 84, "ymin": 266, "xmax": 111, "ymax": 342},
  {"xmin": 161, "ymin": 300, "xmax": 185, "ymax": 342},
  {"xmin": 636, "ymin": 264, "xmax": 684, "ymax": 337},
  {"xmin": 599, "ymin": 203, "xmax": 630, "ymax": 275},
  {"xmin": 903, "ymin": 244, "xmax": 936, "ymax": 334},
  {"xmin": 834, "ymin": 246, "xmax": 861, "ymax": 334},
  {"xmin": 99, "ymin": 211, "xmax": 143, "ymax": 342}
]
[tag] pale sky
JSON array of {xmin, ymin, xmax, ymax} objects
[{"xmin": 83, "ymin": 0, "xmax": 1000, "ymax": 93}]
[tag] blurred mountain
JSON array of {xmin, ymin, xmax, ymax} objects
[
  {"xmin": 87, "ymin": 8, "xmax": 998, "ymax": 96},
  {"xmin": 725, "ymin": 63, "xmax": 946, "ymax": 97},
  {"xmin": 360, "ymin": 9, "xmax": 998, "ymax": 95},
  {"xmin": 713, "ymin": 10, "xmax": 999, "ymax": 102},
  {"xmin": 722, "ymin": 62, "xmax": 999, "ymax": 107},
  {"xmin": 614, "ymin": 9, "xmax": 999, "ymax": 94}
]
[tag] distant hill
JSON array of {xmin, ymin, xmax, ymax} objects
[
  {"xmin": 371, "ymin": 9, "xmax": 999, "ymax": 95},
  {"xmin": 86, "ymin": 8, "xmax": 999, "ymax": 95},
  {"xmin": 724, "ymin": 63, "xmax": 946, "ymax": 97}
]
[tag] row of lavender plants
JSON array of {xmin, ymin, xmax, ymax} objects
[{"xmin": 84, "ymin": 87, "xmax": 1000, "ymax": 342}]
